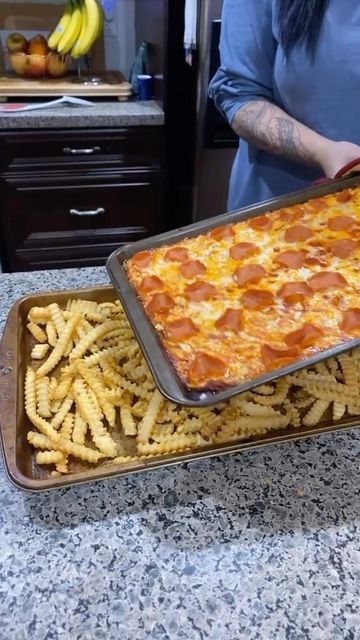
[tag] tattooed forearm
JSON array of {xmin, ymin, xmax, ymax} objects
[
  {"xmin": 274, "ymin": 117, "xmax": 315, "ymax": 163},
  {"xmin": 232, "ymin": 100, "xmax": 317, "ymax": 165}
]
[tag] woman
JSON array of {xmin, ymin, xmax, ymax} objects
[{"xmin": 209, "ymin": 0, "xmax": 360, "ymax": 210}]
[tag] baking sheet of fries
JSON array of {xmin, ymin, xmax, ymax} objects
[{"xmin": 1, "ymin": 284, "xmax": 360, "ymax": 492}]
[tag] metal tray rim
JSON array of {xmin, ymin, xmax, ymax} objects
[
  {"xmin": 2, "ymin": 416, "xmax": 360, "ymax": 493},
  {"xmin": 106, "ymin": 175, "xmax": 360, "ymax": 406}
]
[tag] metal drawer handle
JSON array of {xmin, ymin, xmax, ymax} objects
[
  {"xmin": 69, "ymin": 207, "xmax": 105, "ymax": 217},
  {"xmin": 63, "ymin": 146, "xmax": 101, "ymax": 155}
]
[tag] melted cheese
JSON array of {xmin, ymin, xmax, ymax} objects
[{"xmin": 126, "ymin": 186, "xmax": 360, "ymax": 389}]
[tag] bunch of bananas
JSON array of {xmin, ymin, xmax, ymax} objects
[{"xmin": 48, "ymin": 0, "xmax": 104, "ymax": 59}]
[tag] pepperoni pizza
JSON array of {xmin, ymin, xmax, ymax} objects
[{"xmin": 126, "ymin": 186, "xmax": 360, "ymax": 389}]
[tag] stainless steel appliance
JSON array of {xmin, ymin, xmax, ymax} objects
[{"xmin": 192, "ymin": 0, "xmax": 237, "ymax": 221}]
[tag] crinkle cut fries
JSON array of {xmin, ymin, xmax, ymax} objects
[{"xmin": 24, "ymin": 297, "xmax": 360, "ymax": 476}]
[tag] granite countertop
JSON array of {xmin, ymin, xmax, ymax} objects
[
  {"xmin": 0, "ymin": 100, "xmax": 164, "ymax": 129},
  {"xmin": 1, "ymin": 267, "xmax": 360, "ymax": 639}
]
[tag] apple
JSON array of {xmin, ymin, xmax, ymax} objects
[
  {"xmin": 9, "ymin": 52, "xmax": 29, "ymax": 77},
  {"xmin": 46, "ymin": 52, "xmax": 69, "ymax": 78},
  {"xmin": 28, "ymin": 34, "xmax": 49, "ymax": 56},
  {"xmin": 6, "ymin": 32, "xmax": 28, "ymax": 54},
  {"xmin": 28, "ymin": 53, "xmax": 47, "ymax": 78}
]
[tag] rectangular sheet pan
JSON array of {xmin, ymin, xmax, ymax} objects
[
  {"xmin": 1, "ymin": 284, "xmax": 359, "ymax": 492},
  {"xmin": 106, "ymin": 175, "xmax": 360, "ymax": 407}
]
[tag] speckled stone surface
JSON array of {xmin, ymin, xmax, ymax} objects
[
  {"xmin": 0, "ymin": 100, "xmax": 164, "ymax": 129},
  {"xmin": 1, "ymin": 267, "xmax": 360, "ymax": 640}
]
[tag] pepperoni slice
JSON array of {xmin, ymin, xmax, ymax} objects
[
  {"xmin": 241, "ymin": 289, "xmax": 274, "ymax": 310},
  {"xmin": 284, "ymin": 225, "xmax": 313, "ymax": 243},
  {"xmin": 307, "ymin": 271, "xmax": 348, "ymax": 291},
  {"xmin": 146, "ymin": 292, "xmax": 175, "ymax": 315},
  {"xmin": 139, "ymin": 275, "xmax": 164, "ymax": 293},
  {"xmin": 275, "ymin": 250, "xmax": 306, "ymax": 269},
  {"xmin": 248, "ymin": 214, "xmax": 272, "ymax": 231},
  {"xmin": 184, "ymin": 281, "xmax": 217, "ymax": 302},
  {"xmin": 311, "ymin": 198, "xmax": 328, "ymax": 211},
  {"xmin": 340, "ymin": 308, "xmax": 360, "ymax": 332},
  {"xmin": 278, "ymin": 208, "xmax": 293, "ymax": 221},
  {"xmin": 165, "ymin": 317, "xmax": 198, "ymax": 341},
  {"xmin": 277, "ymin": 281, "xmax": 313, "ymax": 304},
  {"xmin": 304, "ymin": 255, "xmax": 327, "ymax": 267},
  {"xmin": 292, "ymin": 204, "xmax": 306, "ymax": 215},
  {"xmin": 330, "ymin": 239, "xmax": 357, "ymax": 259},
  {"xmin": 284, "ymin": 323, "xmax": 323, "ymax": 348},
  {"xmin": 261, "ymin": 344, "xmax": 299, "ymax": 369},
  {"xmin": 279, "ymin": 205, "xmax": 304, "ymax": 221},
  {"xmin": 234, "ymin": 264, "xmax": 266, "ymax": 287},
  {"xmin": 229, "ymin": 242, "xmax": 258, "ymax": 260},
  {"xmin": 189, "ymin": 352, "xmax": 228, "ymax": 384},
  {"xmin": 215, "ymin": 308, "xmax": 243, "ymax": 333},
  {"xmin": 208, "ymin": 224, "xmax": 235, "ymax": 240},
  {"xmin": 336, "ymin": 190, "xmax": 352, "ymax": 203},
  {"xmin": 164, "ymin": 246, "xmax": 189, "ymax": 262},
  {"xmin": 327, "ymin": 215, "xmax": 356, "ymax": 231},
  {"xmin": 180, "ymin": 259, "xmax": 206, "ymax": 278},
  {"xmin": 307, "ymin": 239, "xmax": 326, "ymax": 248},
  {"xmin": 131, "ymin": 250, "xmax": 152, "ymax": 268}
]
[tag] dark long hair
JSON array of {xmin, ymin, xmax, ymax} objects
[{"xmin": 278, "ymin": 0, "xmax": 329, "ymax": 57}]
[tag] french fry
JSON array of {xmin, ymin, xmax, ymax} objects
[
  {"xmin": 46, "ymin": 320, "xmax": 57, "ymax": 347},
  {"xmin": 77, "ymin": 361, "xmax": 116, "ymax": 427},
  {"xmin": 27, "ymin": 429, "xmax": 103, "ymax": 464},
  {"xmin": 27, "ymin": 430, "xmax": 53, "ymax": 450},
  {"xmin": 138, "ymin": 433, "xmax": 206, "ymax": 456},
  {"xmin": 54, "ymin": 377, "xmax": 72, "ymax": 402},
  {"xmin": 120, "ymin": 405, "xmax": 137, "ymax": 436},
  {"xmin": 48, "ymin": 302, "xmax": 73, "ymax": 355},
  {"xmin": 27, "ymin": 322, "xmax": 47, "ymax": 343},
  {"xmin": 303, "ymin": 399, "xmax": 330, "ymax": 427},
  {"xmin": 73, "ymin": 379, "xmax": 117, "ymax": 458},
  {"xmin": 72, "ymin": 412, "xmax": 88, "ymax": 445},
  {"xmin": 50, "ymin": 395, "xmax": 73, "ymax": 429},
  {"xmin": 28, "ymin": 307, "xmax": 50, "ymax": 324},
  {"xmin": 137, "ymin": 390, "xmax": 164, "ymax": 444},
  {"xmin": 35, "ymin": 376, "xmax": 51, "ymax": 418},
  {"xmin": 25, "ymin": 367, "xmax": 60, "ymax": 442},
  {"xmin": 36, "ymin": 450, "xmax": 65, "ymax": 465},
  {"xmin": 60, "ymin": 414, "xmax": 74, "ymax": 440},
  {"xmin": 36, "ymin": 313, "xmax": 81, "ymax": 377},
  {"xmin": 48, "ymin": 303, "xmax": 66, "ymax": 336},
  {"xmin": 332, "ymin": 402, "xmax": 346, "ymax": 421},
  {"xmin": 56, "ymin": 437, "xmax": 103, "ymax": 464},
  {"xmin": 31, "ymin": 343, "xmax": 50, "ymax": 360},
  {"xmin": 69, "ymin": 320, "xmax": 121, "ymax": 362}
]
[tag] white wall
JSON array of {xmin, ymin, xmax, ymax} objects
[{"xmin": 104, "ymin": 0, "xmax": 135, "ymax": 78}]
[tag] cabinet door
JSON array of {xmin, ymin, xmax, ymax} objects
[{"xmin": 0, "ymin": 170, "xmax": 162, "ymax": 271}]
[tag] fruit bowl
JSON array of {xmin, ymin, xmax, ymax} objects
[{"xmin": 8, "ymin": 51, "xmax": 71, "ymax": 79}]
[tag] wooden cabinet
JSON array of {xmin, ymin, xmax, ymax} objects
[{"xmin": 0, "ymin": 127, "xmax": 164, "ymax": 272}]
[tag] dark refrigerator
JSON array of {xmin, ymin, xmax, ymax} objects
[
  {"xmin": 135, "ymin": 0, "xmax": 238, "ymax": 228},
  {"xmin": 192, "ymin": 0, "xmax": 237, "ymax": 221}
]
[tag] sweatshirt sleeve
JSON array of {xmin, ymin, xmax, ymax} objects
[{"xmin": 208, "ymin": 0, "xmax": 276, "ymax": 126}]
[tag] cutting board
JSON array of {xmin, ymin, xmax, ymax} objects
[{"xmin": 0, "ymin": 70, "xmax": 132, "ymax": 100}]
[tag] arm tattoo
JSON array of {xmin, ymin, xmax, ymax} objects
[{"xmin": 232, "ymin": 100, "xmax": 316, "ymax": 165}]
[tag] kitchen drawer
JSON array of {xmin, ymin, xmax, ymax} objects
[
  {"xmin": 0, "ymin": 171, "xmax": 162, "ymax": 272},
  {"xmin": 0, "ymin": 127, "xmax": 164, "ymax": 172}
]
